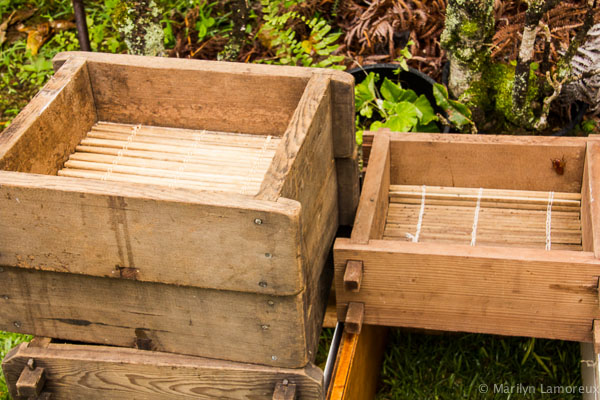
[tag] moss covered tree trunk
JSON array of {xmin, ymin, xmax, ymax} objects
[
  {"xmin": 441, "ymin": 0, "xmax": 494, "ymax": 99},
  {"xmin": 114, "ymin": 0, "xmax": 165, "ymax": 56}
]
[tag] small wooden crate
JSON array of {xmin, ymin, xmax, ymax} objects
[
  {"xmin": 335, "ymin": 130, "xmax": 600, "ymax": 342},
  {"xmin": 0, "ymin": 52, "xmax": 358, "ymax": 368}
]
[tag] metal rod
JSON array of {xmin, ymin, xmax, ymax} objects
[{"xmin": 72, "ymin": 0, "xmax": 91, "ymax": 51}]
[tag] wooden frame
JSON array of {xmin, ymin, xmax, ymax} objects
[
  {"xmin": 2, "ymin": 338, "xmax": 324, "ymax": 400},
  {"xmin": 334, "ymin": 131, "xmax": 600, "ymax": 342},
  {"xmin": 0, "ymin": 52, "xmax": 357, "ymax": 368}
]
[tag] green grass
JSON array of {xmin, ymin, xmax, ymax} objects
[
  {"xmin": 376, "ymin": 330, "xmax": 582, "ymax": 400},
  {"xmin": 0, "ymin": 331, "xmax": 31, "ymax": 400}
]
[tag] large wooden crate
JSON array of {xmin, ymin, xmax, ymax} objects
[
  {"xmin": 335, "ymin": 130, "xmax": 600, "ymax": 342},
  {"xmin": 0, "ymin": 52, "xmax": 358, "ymax": 368}
]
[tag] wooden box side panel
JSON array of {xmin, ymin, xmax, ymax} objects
[
  {"xmin": 334, "ymin": 239, "xmax": 600, "ymax": 342},
  {"xmin": 351, "ymin": 131, "xmax": 390, "ymax": 244},
  {"xmin": 0, "ymin": 171, "xmax": 303, "ymax": 296},
  {"xmin": 53, "ymin": 51, "xmax": 356, "ymax": 158},
  {"xmin": 582, "ymin": 142, "xmax": 600, "ymax": 257},
  {"xmin": 387, "ymin": 132, "xmax": 587, "ymax": 193},
  {"xmin": 262, "ymin": 74, "xmax": 339, "ymax": 359},
  {"xmin": 2, "ymin": 342, "xmax": 324, "ymax": 400},
  {"xmin": 0, "ymin": 266, "xmax": 311, "ymax": 368},
  {"xmin": 0, "ymin": 58, "xmax": 96, "ymax": 175}
]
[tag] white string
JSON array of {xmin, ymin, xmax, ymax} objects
[
  {"xmin": 169, "ymin": 130, "xmax": 205, "ymax": 188},
  {"xmin": 102, "ymin": 124, "xmax": 141, "ymax": 181},
  {"xmin": 545, "ymin": 191, "xmax": 554, "ymax": 250},
  {"xmin": 240, "ymin": 135, "xmax": 272, "ymax": 195},
  {"xmin": 470, "ymin": 188, "xmax": 484, "ymax": 246},
  {"xmin": 407, "ymin": 185, "xmax": 426, "ymax": 243}
]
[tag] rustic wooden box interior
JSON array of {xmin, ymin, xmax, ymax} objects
[
  {"xmin": 0, "ymin": 52, "xmax": 358, "ymax": 368},
  {"xmin": 335, "ymin": 131, "xmax": 600, "ymax": 343}
]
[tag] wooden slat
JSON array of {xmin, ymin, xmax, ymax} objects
[
  {"xmin": 350, "ymin": 131, "xmax": 390, "ymax": 244},
  {"xmin": 0, "ymin": 266, "xmax": 312, "ymax": 368},
  {"xmin": 326, "ymin": 325, "xmax": 388, "ymax": 400},
  {"xmin": 334, "ymin": 238, "xmax": 600, "ymax": 342},
  {"xmin": 0, "ymin": 170, "xmax": 304, "ymax": 296},
  {"xmin": 336, "ymin": 149, "xmax": 360, "ymax": 226},
  {"xmin": 52, "ymin": 51, "xmax": 356, "ymax": 158},
  {"xmin": 385, "ymin": 132, "xmax": 587, "ymax": 193},
  {"xmin": 0, "ymin": 57, "xmax": 96, "ymax": 174},
  {"xmin": 582, "ymin": 142, "xmax": 600, "ymax": 257},
  {"xmin": 2, "ymin": 342, "xmax": 323, "ymax": 400}
]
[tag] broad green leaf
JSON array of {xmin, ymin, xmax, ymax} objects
[
  {"xmin": 372, "ymin": 101, "xmax": 419, "ymax": 132},
  {"xmin": 414, "ymin": 94, "xmax": 438, "ymax": 125},
  {"xmin": 355, "ymin": 72, "xmax": 378, "ymax": 113},
  {"xmin": 380, "ymin": 77, "xmax": 418, "ymax": 103},
  {"xmin": 433, "ymin": 83, "xmax": 473, "ymax": 129}
]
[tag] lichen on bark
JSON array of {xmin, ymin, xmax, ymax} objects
[
  {"xmin": 441, "ymin": 0, "xmax": 494, "ymax": 99},
  {"xmin": 114, "ymin": 0, "xmax": 165, "ymax": 56}
]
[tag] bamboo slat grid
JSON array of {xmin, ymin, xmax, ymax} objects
[
  {"xmin": 384, "ymin": 185, "xmax": 582, "ymax": 251},
  {"xmin": 58, "ymin": 122, "xmax": 280, "ymax": 195}
]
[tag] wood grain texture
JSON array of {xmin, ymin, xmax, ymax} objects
[
  {"xmin": 582, "ymin": 142, "xmax": 600, "ymax": 257},
  {"xmin": 383, "ymin": 132, "xmax": 587, "ymax": 193},
  {"xmin": 343, "ymin": 261, "xmax": 363, "ymax": 292},
  {"xmin": 326, "ymin": 325, "xmax": 387, "ymax": 400},
  {"xmin": 0, "ymin": 266, "xmax": 312, "ymax": 368},
  {"xmin": 0, "ymin": 171, "xmax": 304, "ymax": 296},
  {"xmin": 344, "ymin": 303, "xmax": 364, "ymax": 335},
  {"xmin": 273, "ymin": 382, "xmax": 297, "ymax": 400},
  {"xmin": 594, "ymin": 320, "xmax": 600, "ymax": 354},
  {"xmin": 335, "ymin": 148, "xmax": 360, "ymax": 226},
  {"xmin": 350, "ymin": 132, "xmax": 390, "ymax": 244},
  {"xmin": 0, "ymin": 57, "xmax": 96, "ymax": 174},
  {"xmin": 52, "ymin": 51, "xmax": 355, "ymax": 158},
  {"xmin": 258, "ymin": 75, "xmax": 331, "ymax": 201},
  {"xmin": 2, "ymin": 342, "xmax": 324, "ymax": 400},
  {"xmin": 334, "ymin": 238, "xmax": 600, "ymax": 342}
]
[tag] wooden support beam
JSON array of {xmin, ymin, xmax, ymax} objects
[
  {"xmin": 16, "ymin": 359, "xmax": 46, "ymax": 398},
  {"xmin": 343, "ymin": 261, "xmax": 363, "ymax": 292},
  {"xmin": 344, "ymin": 302, "xmax": 364, "ymax": 335},
  {"xmin": 273, "ymin": 380, "xmax": 297, "ymax": 400}
]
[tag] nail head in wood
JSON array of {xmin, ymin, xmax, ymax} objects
[
  {"xmin": 345, "ymin": 302, "xmax": 365, "ymax": 335},
  {"xmin": 344, "ymin": 260, "xmax": 363, "ymax": 292},
  {"xmin": 16, "ymin": 361, "xmax": 46, "ymax": 397},
  {"xmin": 594, "ymin": 320, "xmax": 600, "ymax": 355},
  {"xmin": 272, "ymin": 380, "xmax": 296, "ymax": 400}
]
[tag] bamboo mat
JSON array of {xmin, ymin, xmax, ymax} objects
[
  {"xmin": 58, "ymin": 122, "xmax": 280, "ymax": 195},
  {"xmin": 384, "ymin": 185, "xmax": 582, "ymax": 251}
]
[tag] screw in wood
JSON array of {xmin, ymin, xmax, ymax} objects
[
  {"xmin": 283, "ymin": 379, "xmax": 289, "ymax": 385},
  {"xmin": 254, "ymin": 218, "xmax": 263, "ymax": 225},
  {"xmin": 259, "ymin": 281, "xmax": 268, "ymax": 288},
  {"xmin": 267, "ymin": 300, "xmax": 275, "ymax": 306},
  {"xmin": 265, "ymin": 253, "xmax": 272, "ymax": 258},
  {"xmin": 2, "ymin": 295, "xmax": 8, "ymax": 300},
  {"xmin": 261, "ymin": 324, "xmax": 269, "ymax": 330},
  {"xmin": 272, "ymin": 355, "xmax": 278, "ymax": 361},
  {"xmin": 14, "ymin": 321, "xmax": 21, "ymax": 328},
  {"xmin": 26, "ymin": 358, "xmax": 35, "ymax": 371}
]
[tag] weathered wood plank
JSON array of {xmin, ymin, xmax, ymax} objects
[
  {"xmin": 0, "ymin": 171, "xmax": 303, "ymax": 296},
  {"xmin": 335, "ymin": 148, "xmax": 360, "ymax": 226},
  {"xmin": 0, "ymin": 58, "xmax": 96, "ymax": 174},
  {"xmin": 2, "ymin": 342, "xmax": 324, "ymax": 400},
  {"xmin": 334, "ymin": 238, "xmax": 600, "ymax": 342},
  {"xmin": 258, "ymin": 75, "xmax": 331, "ymax": 201},
  {"xmin": 52, "ymin": 51, "xmax": 355, "ymax": 158},
  {"xmin": 582, "ymin": 142, "xmax": 600, "ymax": 257},
  {"xmin": 326, "ymin": 325, "xmax": 387, "ymax": 400},
  {"xmin": 385, "ymin": 132, "xmax": 586, "ymax": 193},
  {"xmin": 0, "ymin": 266, "xmax": 312, "ymax": 368},
  {"xmin": 350, "ymin": 132, "xmax": 390, "ymax": 244}
]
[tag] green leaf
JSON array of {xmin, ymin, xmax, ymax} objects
[
  {"xmin": 415, "ymin": 121, "xmax": 440, "ymax": 133},
  {"xmin": 432, "ymin": 83, "xmax": 473, "ymax": 129},
  {"xmin": 355, "ymin": 72, "xmax": 378, "ymax": 112},
  {"xmin": 372, "ymin": 101, "xmax": 419, "ymax": 132},
  {"xmin": 380, "ymin": 77, "xmax": 417, "ymax": 103},
  {"xmin": 414, "ymin": 95, "xmax": 437, "ymax": 125}
]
